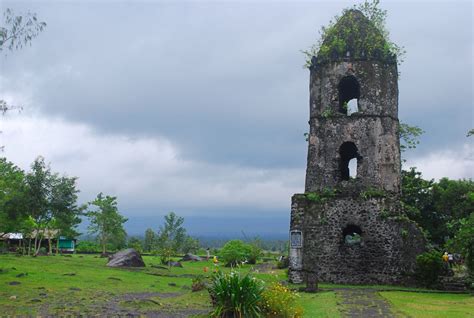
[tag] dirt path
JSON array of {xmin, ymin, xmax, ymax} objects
[
  {"xmin": 336, "ymin": 289, "xmax": 398, "ymax": 318},
  {"xmin": 37, "ymin": 291, "xmax": 209, "ymax": 317}
]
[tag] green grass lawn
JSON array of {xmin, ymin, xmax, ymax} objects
[
  {"xmin": 0, "ymin": 253, "xmax": 214, "ymax": 316},
  {"xmin": 380, "ymin": 291, "xmax": 474, "ymax": 318},
  {"xmin": 0, "ymin": 253, "xmax": 472, "ymax": 317},
  {"xmin": 299, "ymin": 291, "xmax": 340, "ymax": 318}
]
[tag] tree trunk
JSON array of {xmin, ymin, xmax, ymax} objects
[
  {"xmin": 33, "ymin": 235, "xmax": 38, "ymax": 256},
  {"xmin": 102, "ymin": 237, "xmax": 106, "ymax": 255},
  {"xmin": 56, "ymin": 234, "xmax": 60, "ymax": 255},
  {"xmin": 35, "ymin": 235, "xmax": 43, "ymax": 256},
  {"xmin": 27, "ymin": 238, "xmax": 31, "ymax": 256},
  {"xmin": 48, "ymin": 238, "xmax": 52, "ymax": 255}
]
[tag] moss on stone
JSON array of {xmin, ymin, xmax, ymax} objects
[{"xmin": 316, "ymin": 10, "xmax": 396, "ymax": 65}]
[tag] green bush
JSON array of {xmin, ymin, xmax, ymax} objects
[
  {"xmin": 247, "ymin": 242, "xmax": 263, "ymax": 265},
  {"xmin": 219, "ymin": 240, "xmax": 252, "ymax": 267},
  {"xmin": 448, "ymin": 212, "xmax": 474, "ymax": 278},
  {"xmin": 415, "ymin": 250, "xmax": 444, "ymax": 288},
  {"xmin": 260, "ymin": 282, "xmax": 303, "ymax": 318},
  {"xmin": 208, "ymin": 270, "xmax": 263, "ymax": 318},
  {"xmin": 277, "ymin": 257, "xmax": 289, "ymax": 269},
  {"xmin": 127, "ymin": 237, "xmax": 143, "ymax": 253},
  {"xmin": 191, "ymin": 275, "xmax": 207, "ymax": 292},
  {"xmin": 75, "ymin": 241, "xmax": 101, "ymax": 253}
]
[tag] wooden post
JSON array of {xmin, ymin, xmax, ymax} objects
[{"xmin": 305, "ymin": 270, "xmax": 319, "ymax": 293}]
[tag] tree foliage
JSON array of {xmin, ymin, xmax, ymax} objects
[
  {"xmin": 401, "ymin": 168, "xmax": 434, "ymax": 226},
  {"xmin": 218, "ymin": 240, "xmax": 253, "ymax": 267},
  {"xmin": 0, "ymin": 8, "xmax": 46, "ymax": 52},
  {"xmin": 1, "ymin": 8, "xmax": 46, "ymax": 141},
  {"xmin": 24, "ymin": 157, "xmax": 83, "ymax": 255},
  {"xmin": 86, "ymin": 193, "xmax": 127, "ymax": 254},
  {"xmin": 156, "ymin": 212, "xmax": 186, "ymax": 262},
  {"xmin": 448, "ymin": 213, "xmax": 474, "ymax": 277},
  {"xmin": 154, "ymin": 212, "xmax": 200, "ymax": 263},
  {"xmin": 0, "ymin": 158, "xmax": 27, "ymax": 234},
  {"xmin": 127, "ymin": 236, "xmax": 143, "ymax": 253},
  {"xmin": 432, "ymin": 178, "xmax": 474, "ymax": 242},
  {"xmin": 0, "ymin": 157, "xmax": 82, "ymax": 255},
  {"xmin": 399, "ymin": 123, "xmax": 424, "ymax": 154},
  {"xmin": 50, "ymin": 175, "xmax": 83, "ymax": 240},
  {"xmin": 144, "ymin": 228, "xmax": 156, "ymax": 253},
  {"xmin": 402, "ymin": 168, "xmax": 474, "ymax": 246},
  {"xmin": 415, "ymin": 250, "xmax": 444, "ymax": 288}
]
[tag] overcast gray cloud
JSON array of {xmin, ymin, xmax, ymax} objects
[{"xmin": 0, "ymin": 0, "xmax": 472, "ymax": 235}]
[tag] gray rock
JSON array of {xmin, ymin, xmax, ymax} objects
[
  {"xmin": 180, "ymin": 253, "xmax": 202, "ymax": 262},
  {"xmin": 167, "ymin": 261, "xmax": 183, "ymax": 268},
  {"xmin": 107, "ymin": 248, "xmax": 145, "ymax": 268}
]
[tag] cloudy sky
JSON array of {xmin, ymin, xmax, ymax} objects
[{"xmin": 0, "ymin": 0, "xmax": 472, "ymax": 236}]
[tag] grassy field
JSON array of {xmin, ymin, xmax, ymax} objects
[
  {"xmin": 0, "ymin": 253, "xmax": 472, "ymax": 317},
  {"xmin": 381, "ymin": 291, "xmax": 474, "ymax": 318}
]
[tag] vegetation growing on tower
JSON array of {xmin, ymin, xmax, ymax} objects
[{"xmin": 303, "ymin": 0, "xmax": 405, "ymax": 68}]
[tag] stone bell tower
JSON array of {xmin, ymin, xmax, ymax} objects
[{"xmin": 289, "ymin": 9, "xmax": 425, "ymax": 285}]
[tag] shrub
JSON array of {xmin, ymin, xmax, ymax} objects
[
  {"xmin": 260, "ymin": 282, "xmax": 303, "ymax": 318},
  {"xmin": 75, "ymin": 241, "xmax": 101, "ymax": 253},
  {"xmin": 360, "ymin": 188, "xmax": 386, "ymax": 199},
  {"xmin": 219, "ymin": 240, "xmax": 252, "ymax": 267},
  {"xmin": 159, "ymin": 246, "xmax": 174, "ymax": 265},
  {"xmin": 277, "ymin": 257, "xmax": 289, "ymax": 269},
  {"xmin": 208, "ymin": 270, "xmax": 263, "ymax": 318},
  {"xmin": 247, "ymin": 241, "xmax": 263, "ymax": 265},
  {"xmin": 415, "ymin": 250, "xmax": 444, "ymax": 288},
  {"xmin": 127, "ymin": 237, "xmax": 143, "ymax": 253},
  {"xmin": 191, "ymin": 275, "xmax": 207, "ymax": 292},
  {"xmin": 447, "ymin": 212, "xmax": 474, "ymax": 278}
]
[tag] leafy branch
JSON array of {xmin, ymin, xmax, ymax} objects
[
  {"xmin": 0, "ymin": 8, "xmax": 47, "ymax": 52},
  {"xmin": 399, "ymin": 122, "xmax": 424, "ymax": 153}
]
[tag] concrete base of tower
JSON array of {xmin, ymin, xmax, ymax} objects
[{"xmin": 288, "ymin": 193, "xmax": 426, "ymax": 285}]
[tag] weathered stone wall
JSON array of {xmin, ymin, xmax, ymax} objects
[
  {"xmin": 305, "ymin": 59, "xmax": 401, "ymax": 194},
  {"xmin": 305, "ymin": 115, "xmax": 401, "ymax": 193},
  {"xmin": 289, "ymin": 194, "xmax": 426, "ymax": 284},
  {"xmin": 309, "ymin": 61, "xmax": 398, "ymax": 118},
  {"xmin": 289, "ymin": 10, "xmax": 426, "ymax": 286}
]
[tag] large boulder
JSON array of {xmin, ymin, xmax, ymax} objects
[
  {"xmin": 167, "ymin": 261, "xmax": 183, "ymax": 268},
  {"xmin": 107, "ymin": 248, "xmax": 145, "ymax": 267},
  {"xmin": 180, "ymin": 253, "xmax": 202, "ymax": 262}
]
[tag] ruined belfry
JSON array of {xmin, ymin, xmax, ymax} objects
[{"xmin": 289, "ymin": 9, "xmax": 425, "ymax": 285}]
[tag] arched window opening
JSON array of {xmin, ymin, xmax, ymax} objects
[
  {"xmin": 342, "ymin": 224, "xmax": 362, "ymax": 245},
  {"xmin": 339, "ymin": 142, "xmax": 361, "ymax": 181},
  {"xmin": 338, "ymin": 76, "xmax": 360, "ymax": 115},
  {"xmin": 347, "ymin": 99, "xmax": 358, "ymax": 115},
  {"xmin": 348, "ymin": 158, "xmax": 357, "ymax": 178}
]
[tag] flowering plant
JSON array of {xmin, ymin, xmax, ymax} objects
[
  {"xmin": 260, "ymin": 282, "xmax": 303, "ymax": 318},
  {"xmin": 208, "ymin": 270, "xmax": 263, "ymax": 318}
]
